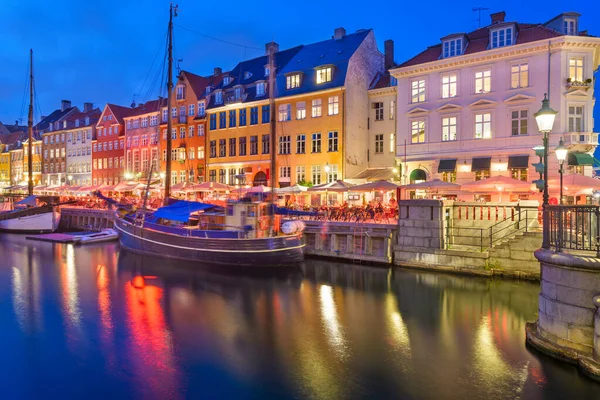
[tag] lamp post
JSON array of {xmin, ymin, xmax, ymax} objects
[
  {"xmin": 534, "ymin": 93, "xmax": 558, "ymax": 248},
  {"xmin": 555, "ymin": 138, "xmax": 568, "ymax": 205}
]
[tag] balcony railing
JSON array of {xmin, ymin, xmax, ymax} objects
[
  {"xmin": 545, "ymin": 205, "xmax": 600, "ymax": 256},
  {"xmin": 562, "ymin": 132, "xmax": 599, "ymax": 146}
]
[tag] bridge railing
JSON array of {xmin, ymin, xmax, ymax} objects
[{"xmin": 545, "ymin": 205, "xmax": 600, "ymax": 256}]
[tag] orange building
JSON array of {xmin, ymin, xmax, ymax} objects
[
  {"xmin": 160, "ymin": 70, "xmax": 224, "ymax": 185},
  {"xmin": 93, "ymin": 104, "xmax": 130, "ymax": 185}
]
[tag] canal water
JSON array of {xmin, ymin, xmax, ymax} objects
[{"xmin": 0, "ymin": 234, "xmax": 598, "ymax": 399}]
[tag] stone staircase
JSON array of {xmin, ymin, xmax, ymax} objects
[{"xmin": 487, "ymin": 231, "xmax": 543, "ymax": 277}]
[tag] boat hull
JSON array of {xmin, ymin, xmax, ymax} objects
[
  {"xmin": 114, "ymin": 216, "xmax": 304, "ymax": 267},
  {"xmin": 0, "ymin": 209, "xmax": 60, "ymax": 233}
]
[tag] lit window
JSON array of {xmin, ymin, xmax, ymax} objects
[
  {"xmin": 328, "ymin": 96, "xmax": 339, "ymax": 115},
  {"xmin": 286, "ymin": 74, "xmax": 301, "ymax": 89},
  {"xmin": 511, "ymin": 110, "xmax": 528, "ymax": 135},
  {"xmin": 569, "ymin": 57, "xmax": 584, "ymax": 82},
  {"xmin": 278, "ymin": 104, "xmax": 291, "ymax": 122},
  {"xmin": 375, "ymin": 134, "xmax": 384, "ymax": 153},
  {"xmin": 373, "ymin": 102, "xmax": 384, "ymax": 120},
  {"xmin": 411, "ymin": 120, "xmax": 425, "ymax": 143},
  {"xmin": 441, "ymin": 74, "xmax": 457, "ymax": 98},
  {"xmin": 568, "ymin": 106, "xmax": 584, "ymax": 132},
  {"xmin": 475, "ymin": 69, "xmax": 491, "ymax": 93},
  {"xmin": 312, "ymin": 165, "xmax": 322, "ymax": 185},
  {"xmin": 389, "ymin": 133, "xmax": 395, "ymax": 152},
  {"xmin": 279, "ymin": 166, "xmax": 291, "ymax": 178},
  {"xmin": 256, "ymin": 82, "xmax": 266, "ymax": 96},
  {"xmin": 411, "ymin": 79, "xmax": 426, "ymax": 103},
  {"xmin": 389, "ymin": 100, "xmax": 395, "ymax": 120},
  {"xmin": 442, "ymin": 117, "xmax": 457, "ymax": 141},
  {"xmin": 316, "ymin": 67, "xmax": 332, "ymax": 84},
  {"xmin": 296, "ymin": 102, "xmax": 306, "ymax": 120},
  {"xmin": 475, "ymin": 113, "xmax": 492, "ymax": 139},
  {"xmin": 312, "ymin": 99, "xmax": 322, "ymax": 118},
  {"xmin": 326, "ymin": 164, "xmax": 338, "ymax": 183},
  {"xmin": 443, "ymin": 38, "xmax": 463, "ymax": 58},
  {"xmin": 511, "ymin": 64, "xmax": 529, "ymax": 89},
  {"xmin": 490, "ymin": 27, "xmax": 513, "ymax": 48}
]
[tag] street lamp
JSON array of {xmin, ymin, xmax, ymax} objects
[
  {"xmin": 555, "ymin": 138, "xmax": 568, "ymax": 205},
  {"xmin": 67, "ymin": 175, "xmax": 73, "ymax": 185},
  {"xmin": 534, "ymin": 93, "xmax": 558, "ymax": 249}
]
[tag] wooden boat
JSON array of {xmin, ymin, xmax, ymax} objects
[
  {"xmin": 0, "ymin": 51, "xmax": 60, "ymax": 233},
  {"xmin": 73, "ymin": 228, "xmax": 118, "ymax": 245}
]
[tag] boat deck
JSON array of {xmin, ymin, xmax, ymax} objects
[{"xmin": 26, "ymin": 233, "xmax": 79, "ymax": 243}]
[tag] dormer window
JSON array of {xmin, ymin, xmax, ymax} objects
[
  {"xmin": 63, "ymin": 121, "xmax": 67, "ymax": 128},
  {"xmin": 75, "ymin": 119, "xmax": 80, "ymax": 128},
  {"xmin": 244, "ymin": 71, "xmax": 252, "ymax": 80},
  {"xmin": 256, "ymin": 82, "xmax": 266, "ymax": 97},
  {"xmin": 490, "ymin": 27, "xmax": 514, "ymax": 49},
  {"xmin": 316, "ymin": 67, "xmax": 332, "ymax": 84},
  {"xmin": 85, "ymin": 117, "xmax": 90, "ymax": 125},
  {"xmin": 215, "ymin": 91, "xmax": 223, "ymax": 104},
  {"xmin": 264, "ymin": 66, "xmax": 270, "ymax": 77},
  {"xmin": 234, "ymin": 87, "xmax": 242, "ymax": 101},
  {"xmin": 223, "ymin": 76, "xmax": 231, "ymax": 86},
  {"xmin": 206, "ymin": 86, "xmax": 212, "ymax": 95},
  {"xmin": 176, "ymin": 85, "xmax": 185, "ymax": 100},
  {"xmin": 443, "ymin": 38, "xmax": 463, "ymax": 58},
  {"xmin": 564, "ymin": 18, "xmax": 577, "ymax": 35},
  {"xmin": 286, "ymin": 74, "xmax": 301, "ymax": 89}
]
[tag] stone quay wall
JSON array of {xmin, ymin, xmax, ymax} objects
[
  {"xmin": 59, "ymin": 207, "xmax": 114, "ymax": 231},
  {"xmin": 526, "ymin": 249, "xmax": 600, "ymax": 381}
]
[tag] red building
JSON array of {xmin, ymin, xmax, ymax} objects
[{"xmin": 92, "ymin": 104, "xmax": 132, "ymax": 185}]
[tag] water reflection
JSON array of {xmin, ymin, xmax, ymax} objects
[{"xmin": 0, "ymin": 234, "xmax": 598, "ymax": 399}]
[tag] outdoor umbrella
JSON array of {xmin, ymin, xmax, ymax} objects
[
  {"xmin": 114, "ymin": 181, "xmax": 140, "ymax": 192},
  {"xmin": 171, "ymin": 181, "xmax": 194, "ymax": 192},
  {"xmin": 308, "ymin": 180, "xmax": 355, "ymax": 192},
  {"xmin": 351, "ymin": 180, "xmax": 399, "ymax": 192},
  {"xmin": 548, "ymin": 174, "xmax": 600, "ymax": 195},
  {"xmin": 275, "ymin": 184, "xmax": 308, "ymax": 194},
  {"xmin": 194, "ymin": 181, "xmax": 231, "ymax": 192},
  {"xmin": 401, "ymin": 179, "xmax": 461, "ymax": 191},
  {"xmin": 248, "ymin": 185, "xmax": 271, "ymax": 193},
  {"xmin": 461, "ymin": 176, "xmax": 532, "ymax": 192}
]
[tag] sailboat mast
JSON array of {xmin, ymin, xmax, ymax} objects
[
  {"xmin": 27, "ymin": 49, "xmax": 34, "ymax": 196},
  {"xmin": 164, "ymin": 4, "xmax": 176, "ymax": 206},
  {"xmin": 268, "ymin": 47, "xmax": 276, "ymax": 232}
]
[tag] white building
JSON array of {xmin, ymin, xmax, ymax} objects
[
  {"xmin": 65, "ymin": 105, "xmax": 100, "ymax": 186},
  {"xmin": 391, "ymin": 11, "xmax": 600, "ymax": 202}
]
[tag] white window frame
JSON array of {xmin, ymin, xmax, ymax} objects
[
  {"xmin": 510, "ymin": 63, "xmax": 529, "ymax": 89},
  {"xmin": 286, "ymin": 74, "xmax": 301, "ymax": 89},
  {"xmin": 442, "ymin": 116, "xmax": 457, "ymax": 141},
  {"xmin": 411, "ymin": 79, "xmax": 426, "ymax": 103},
  {"xmin": 441, "ymin": 74, "xmax": 457, "ymax": 98},
  {"xmin": 569, "ymin": 57, "xmax": 584, "ymax": 82},
  {"xmin": 490, "ymin": 27, "xmax": 513, "ymax": 49},
  {"xmin": 475, "ymin": 69, "xmax": 491, "ymax": 93},
  {"xmin": 474, "ymin": 112, "xmax": 492, "ymax": 139},
  {"xmin": 296, "ymin": 102, "xmax": 306, "ymax": 120},
  {"xmin": 511, "ymin": 109, "xmax": 528, "ymax": 136},
  {"xmin": 328, "ymin": 96, "xmax": 339, "ymax": 116},
  {"xmin": 311, "ymin": 99, "xmax": 322, "ymax": 118},
  {"xmin": 316, "ymin": 67, "xmax": 332, "ymax": 84},
  {"xmin": 568, "ymin": 105, "xmax": 584, "ymax": 132},
  {"xmin": 443, "ymin": 38, "xmax": 463, "ymax": 58}
]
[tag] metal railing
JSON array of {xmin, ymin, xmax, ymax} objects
[{"xmin": 545, "ymin": 205, "xmax": 600, "ymax": 256}]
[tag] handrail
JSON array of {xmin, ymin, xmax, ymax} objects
[{"xmin": 489, "ymin": 209, "xmax": 531, "ymax": 248}]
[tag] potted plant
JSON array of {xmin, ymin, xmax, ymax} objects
[{"xmin": 586, "ymin": 78, "xmax": 593, "ymax": 84}]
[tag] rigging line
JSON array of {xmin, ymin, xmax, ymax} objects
[
  {"xmin": 19, "ymin": 59, "xmax": 30, "ymax": 124},
  {"xmin": 174, "ymin": 23, "xmax": 263, "ymax": 51},
  {"xmin": 137, "ymin": 29, "xmax": 169, "ymax": 101}
]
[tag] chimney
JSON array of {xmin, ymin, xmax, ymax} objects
[
  {"xmin": 41, "ymin": 115, "xmax": 46, "ymax": 120},
  {"xmin": 265, "ymin": 41, "xmax": 279, "ymax": 56},
  {"xmin": 14, "ymin": 120, "xmax": 18, "ymax": 126},
  {"xmin": 384, "ymin": 40, "xmax": 395, "ymax": 70},
  {"xmin": 61, "ymin": 100, "xmax": 71, "ymax": 111},
  {"xmin": 83, "ymin": 102, "xmax": 93, "ymax": 112},
  {"xmin": 491, "ymin": 11, "xmax": 506, "ymax": 24},
  {"xmin": 213, "ymin": 67, "xmax": 222, "ymax": 76},
  {"xmin": 334, "ymin": 27, "xmax": 346, "ymax": 40}
]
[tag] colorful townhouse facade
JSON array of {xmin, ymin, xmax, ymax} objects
[
  {"xmin": 40, "ymin": 100, "xmax": 78, "ymax": 185},
  {"xmin": 92, "ymin": 104, "xmax": 130, "ymax": 186},
  {"xmin": 124, "ymin": 98, "xmax": 165, "ymax": 181},
  {"xmin": 0, "ymin": 122, "xmax": 27, "ymax": 186},
  {"xmin": 160, "ymin": 70, "xmax": 223, "ymax": 185},
  {"xmin": 65, "ymin": 105, "xmax": 101, "ymax": 186},
  {"xmin": 390, "ymin": 11, "xmax": 600, "ymax": 201},
  {"xmin": 205, "ymin": 28, "xmax": 385, "ymax": 188},
  {"xmin": 22, "ymin": 137, "xmax": 42, "ymax": 185}
]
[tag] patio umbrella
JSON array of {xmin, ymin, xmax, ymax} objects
[
  {"xmin": 401, "ymin": 179, "xmax": 461, "ymax": 191},
  {"xmin": 248, "ymin": 185, "xmax": 271, "ymax": 193},
  {"xmin": 171, "ymin": 181, "xmax": 194, "ymax": 192},
  {"xmin": 97, "ymin": 184, "xmax": 116, "ymax": 191},
  {"xmin": 276, "ymin": 184, "xmax": 308, "ymax": 194},
  {"xmin": 308, "ymin": 180, "xmax": 355, "ymax": 192},
  {"xmin": 549, "ymin": 174, "xmax": 600, "ymax": 193},
  {"xmin": 351, "ymin": 180, "xmax": 399, "ymax": 192},
  {"xmin": 194, "ymin": 181, "xmax": 231, "ymax": 192},
  {"xmin": 461, "ymin": 176, "xmax": 532, "ymax": 192},
  {"xmin": 114, "ymin": 181, "xmax": 140, "ymax": 192}
]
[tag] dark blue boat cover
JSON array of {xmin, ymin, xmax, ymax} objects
[{"xmin": 154, "ymin": 200, "xmax": 215, "ymax": 222}]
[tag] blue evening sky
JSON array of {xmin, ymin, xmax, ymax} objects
[{"xmin": 0, "ymin": 0, "xmax": 598, "ymax": 126}]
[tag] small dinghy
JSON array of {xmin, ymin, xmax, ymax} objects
[{"xmin": 74, "ymin": 228, "xmax": 118, "ymax": 245}]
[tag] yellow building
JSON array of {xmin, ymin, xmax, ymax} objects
[
  {"xmin": 206, "ymin": 29, "xmax": 386, "ymax": 189},
  {"xmin": 0, "ymin": 147, "xmax": 11, "ymax": 186}
]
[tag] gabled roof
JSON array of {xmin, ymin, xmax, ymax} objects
[
  {"xmin": 398, "ymin": 21, "xmax": 564, "ymax": 68},
  {"xmin": 369, "ymin": 71, "xmax": 393, "ymax": 90},
  {"xmin": 127, "ymin": 98, "xmax": 167, "ymax": 117},
  {"xmin": 34, "ymin": 106, "xmax": 77, "ymax": 133},
  {"xmin": 277, "ymin": 29, "xmax": 371, "ymax": 96},
  {"xmin": 105, "ymin": 104, "xmax": 134, "ymax": 124},
  {"xmin": 63, "ymin": 108, "xmax": 102, "ymax": 129}
]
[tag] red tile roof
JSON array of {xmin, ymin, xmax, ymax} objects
[
  {"xmin": 181, "ymin": 70, "xmax": 228, "ymax": 99},
  {"xmin": 106, "ymin": 104, "xmax": 134, "ymax": 124},
  {"xmin": 398, "ymin": 22, "xmax": 564, "ymax": 68},
  {"xmin": 128, "ymin": 98, "xmax": 167, "ymax": 117}
]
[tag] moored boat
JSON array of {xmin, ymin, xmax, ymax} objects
[
  {"xmin": 0, "ymin": 196, "xmax": 60, "ymax": 233},
  {"xmin": 73, "ymin": 228, "xmax": 118, "ymax": 245}
]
